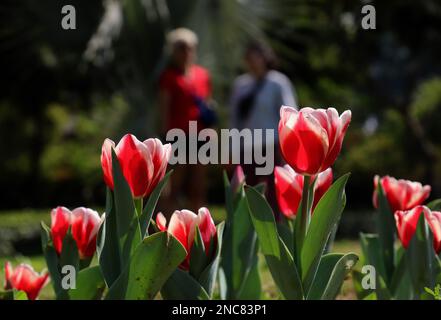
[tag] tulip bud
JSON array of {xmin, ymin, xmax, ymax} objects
[
  {"xmin": 50, "ymin": 206, "xmax": 102, "ymax": 259},
  {"xmin": 373, "ymin": 175, "xmax": 431, "ymax": 213},
  {"xmin": 275, "ymin": 165, "xmax": 333, "ymax": 219},
  {"xmin": 156, "ymin": 207, "xmax": 217, "ymax": 270},
  {"xmin": 278, "ymin": 106, "xmax": 351, "ymax": 175},
  {"xmin": 101, "ymin": 134, "xmax": 171, "ymax": 199},
  {"xmin": 4, "ymin": 262, "xmax": 49, "ymax": 300},
  {"xmin": 231, "ymin": 165, "xmax": 246, "ymax": 194}
]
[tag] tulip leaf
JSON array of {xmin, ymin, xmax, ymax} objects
[
  {"xmin": 359, "ymin": 233, "xmax": 392, "ymax": 299},
  {"xmin": 390, "ymin": 248, "xmax": 413, "ymax": 299},
  {"xmin": 60, "ymin": 228, "xmax": 79, "ymax": 274},
  {"xmin": 301, "ymin": 173, "xmax": 349, "ymax": 294},
  {"xmin": 427, "ymin": 199, "xmax": 441, "ymax": 211},
  {"xmin": 307, "ymin": 253, "xmax": 358, "ymax": 300},
  {"xmin": 40, "ymin": 222, "xmax": 69, "ymax": 300},
  {"xmin": 221, "ymin": 189, "xmax": 260, "ymax": 299},
  {"xmin": 97, "ymin": 188, "xmax": 122, "ymax": 288},
  {"xmin": 140, "ymin": 170, "xmax": 173, "ymax": 237},
  {"xmin": 236, "ymin": 258, "xmax": 262, "ymax": 299},
  {"xmin": 189, "ymin": 226, "xmax": 209, "ymax": 279},
  {"xmin": 68, "ymin": 266, "xmax": 106, "ymax": 300},
  {"xmin": 161, "ymin": 268, "xmax": 210, "ymax": 300},
  {"xmin": 105, "ymin": 231, "xmax": 186, "ymax": 300},
  {"xmin": 164, "ymin": 222, "xmax": 225, "ymax": 300},
  {"xmin": 245, "ymin": 185, "xmax": 303, "ymax": 299},
  {"xmin": 406, "ymin": 214, "xmax": 437, "ymax": 296},
  {"xmin": 198, "ymin": 222, "xmax": 225, "ymax": 297},
  {"xmin": 376, "ymin": 182, "xmax": 395, "ymax": 283},
  {"xmin": 111, "ymin": 150, "xmax": 142, "ymax": 264}
]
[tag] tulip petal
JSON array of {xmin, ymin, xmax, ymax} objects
[
  {"xmin": 424, "ymin": 210, "xmax": 441, "ymax": 254},
  {"xmin": 50, "ymin": 207, "xmax": 71, "ymax": 255},
  {"xmin": 5, "ymin": 263, "xmax": 49, "ymax": 300},
  {"xmin": 115, "ymin": 134, "xmax": 154, "ymax": 198},
  {"xmin": 395, "ymin": 206, "xmax": 426, "ymax": 249},
  {"xmin": 274, "ymin": 165, "xmax": 303, "ymax": 218},
  {"xmin": 313, "ymin": 168, "xmax": 333, "ymax": 211},
  {"xmin": 101, "ymin": 138, "xmax": 116, "ymax": 190},
  {"xmin": 156, "ymin": 212, "xmax": 167, "ymax": 231},
  {"xmin": 197, "ymin": 207, "xmax": 217, "ymax": 254},
  {"xmin": 71, "ymin": 207, "xmax": 101, "ymax": 258}
]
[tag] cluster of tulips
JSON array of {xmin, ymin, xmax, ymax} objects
[
  {"xmin": 354, "ymin": 175, "xmax": 441, "ymax": 299},
  {"xmin": 2, "ymin": 105, "xmax": 439, "ymax": 300}
]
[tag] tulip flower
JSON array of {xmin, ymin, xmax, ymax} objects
[
  {"xmin": 373, "ymin": 175, "xmax": 431, "ymax": 213},
  {"xmin": 4, "ymin": 262, "xmax": 49, "ymax": 300},
  {"xmin": 51, "ymin": 206, "xmax": 102, "ymax": 259},
  {"xmin": 101, "ymin": 134, "xmax": 171, "ymax": 199},
  {"xmin": 395, "ymin": 205, "xmax": 441, "ymax": 254},
  {"xmin": 275, "ymin": 165, "xmax": 333, "ymax": 219},
  {"xmin": 231, "ymin": 165, "xmax": 245, "ymax": 193},
  {"xmin": 156, "ymin": 207, "xmax": 217, "ymax": 270},
  {"xmin": 394, "ymin": 206, "xmax": 425, "ymax": 249},
  {"xmin": 424, "ymin": 209, "xmax": 441, "ymax": 254},
  {"xmin": 278, "ymin": 106, "xmax": 351, "ymax": 175}
]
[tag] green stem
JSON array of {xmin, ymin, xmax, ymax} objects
[
  {"xmin": 134, "ymin": 198, "xmax": 143, "ymax": 217},
  {"xmin": 295, "ymin": 175, "xmax": 311, "ymax": 272}
]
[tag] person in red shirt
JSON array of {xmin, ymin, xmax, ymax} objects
[{"xmin": 158, "ymin": 28, "xmax": 212, "ymax": 212}]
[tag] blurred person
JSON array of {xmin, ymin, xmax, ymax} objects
[
  {"xmin": 158, "ymin": 28, "xmax": 213, "ymax": 213},
  {"xmin": 229, "ymin": 40, "xmax": 298, "ymax": 218}
]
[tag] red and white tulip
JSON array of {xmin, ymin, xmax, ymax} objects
[
  {"xmin": 275, "ymin": 165, "xmax": 333, "ymax": 219},
  {"xmin": 278, "ymin": 106, "xmax": 351, "ymax": 176},
  {"xmin": 373, "ymin": 175, "xmax": 431, "ymax": 213},
  {"xmin": 51, "ymin": 206, "xmax": 102, "ymax": 259},
  {"xmin": 4, "ymin": 262, "xmax": 49, "ymax": 300},
  {"xmin": 395, "ymin": 205, "xmax": 441, "ymax": 253},
  {"xmin": 101, "ymin": 134, "xmax": 171, "ymax": 199},
  {"xmin": 156, "ymin": 207, "xmax": 217, "ymax": 270}
]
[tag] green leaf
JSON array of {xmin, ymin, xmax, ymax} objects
[
  {"xmin": 40, "ymin": 222, "xmax": 67, "ymax": 300},
  {"xmin": 189, "ymin": 226, "xmax": 209, "ymax": 279},
  {"xmin": 161, "ymin": 268, "xmax": 210, "ymax": 300},
  {"xmin": 245, "ymin": 185, "xmax": 303, "ymax": 299},
  {"xmin": 359, "ymin": 233, "xmax": 388, "ymax": 282},
  {"xmin": 427, "ymin": 199, "xmax": 441, "ymax": 211},
  {"xmin": 359, "ymin": 233, "xmax": 392, "ymax": 299},
  {"xmin": 376, "ymin": 182, "xmax": 395, "ymax": 283},
  {"xmin": 301, "ymin": 173, "xmax": 349, "ymax": 294},
  {"xmin": 236, "ymin": 259, "xmax": 262, "ymax": 299},
  {"xmin": 105, "ymin": 232, "xmax": 186, "ymax": 300},
  {"xmin": 111, "ymin": 150, "xmax": 142, "ymax": 265},
  {"xmin": 221, "ymin": 194, "xmax": 260, "ymax": 299},
  {"xmin": 198, "ymin": 222, "xmax": 225, "ymax": 297},
  {"xmin": 307, "ymin": 253, "xmax": 358, "ymax": 300},
  {"xmin": 140, "ymin": 170, "xmax": 173, "ymax": 237},
  {"xmin": 244, "ymin": 185, "xmax": 281, "ymax": 257},
  {"xmin": 68, "ymin": 266, "xmax": 106, "ymax": 300},
  {"xmin": 406, "ymin": 214, "xmax": 437, "ymax": 296},
  {"xmin": 59, "ymin": 228, "xmax": 79, "ymax": 274},
  {"xmin": 97, "ymin": 188, "xmax": 122, "ymax": 288}
]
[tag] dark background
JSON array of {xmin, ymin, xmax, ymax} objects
[{"xmin": 1, "ymin": 0, "xmax": 440, "ymax": 220}]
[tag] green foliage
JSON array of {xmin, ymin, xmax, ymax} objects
[
  {"xmin": 219, "ymin": 171, "xmax": 262, "ymax": 299},
  {"xmin": 106, "ymin": 232, "xmax": 186, "ymax": 300}
]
